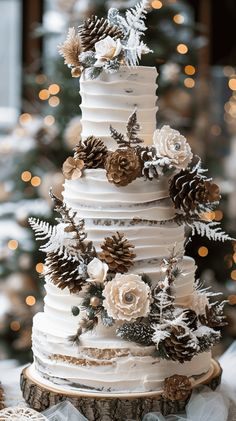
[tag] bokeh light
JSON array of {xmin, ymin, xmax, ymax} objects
[
  {"xmin": 39, "ymin": 89, "xmax": 50, "ymax": 100},
  {"xmin": 184, "ymin": 77, "xmax": 195, "ymax": 88},
  {"xmin": 228, "ymin": 78, "xmax": 236, "ymax": 91},
  {"xmin": 21, "ymin": 171, "xmax": 32, "ymax": 182},
  {"xmin": 10, "ymin": 321, "xmax": 21, "ymax": 331},
  {"xmin": 19, "ymin": 113, "xmax": 32, "ymax": 125},
  {"xmin": 151, "ymin": 0, "xmax": 162, "ymax": 9},
  {"xmin": 177, "ymin": 44, "xmax": 188, "ymax": 54},
  {"xmin": 25, "ymin": 296, "xmax": 36, "ymax": 306},
  {"xmin": 184, "ymin": 65, "xmax": 196, "ymax": 75},
  {"xmin": 31, "ymin": 176, "xmax": 41, "ymax": 187},
  {"xmin": 44, "ymin": 115, "xmax": 55, "ymax": 126},
  {"xmin": 8, "ymin": 240, "xmax": 19, "ymax": 250},
  {"xmin": 173, "ymin": 14, "xmax": 185, "ymax": 24},
  {"xmin": 198, "ymin": 246, "xmax": 209, "ymax": 257},
  {"xmin": 48, "ymin": 96, "xmax": 60, "ymax": 107},
  {"xmin": 48, "ymin": 84, "xmax": 60, "ymax": 95},
  {"xmin": 36, "ymin": 262, "xmax": 44, "ymax": 274}
]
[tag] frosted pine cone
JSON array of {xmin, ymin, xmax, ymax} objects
[
  {"xmin": 74, "ymin": 136, "xmax": 108, "ymax": 169},
  {"xmin": 159, "ymin": 325, "xmax": 198, "ymax": 363},
  {"xmin": 78, "ymin": 16, "xmax": 124, "ymax": 52},
  {"xmin": 169, "ymin": 163, "xmax": 220, "ymax": 215},
  {"xmin": 45, "ymin": 252, "xmax": 86, "ymax": 294},
  {"xmin": 163, "ymin": 374, "xmax": 192, "ymax": 401},
  {"xmin": 105, "ymin": 148, "xmax": 141, "ymax": 186},
  {"xmin": 138, "ymin": 146, "xmax": 159, "ymax": 180},
  {"xmin": 100, "ymin": 232, "xmax": 136, "ymax": 273},
  {"xmin": 199, "ymin": 303, "xmax": 227, "ymax": 328}
]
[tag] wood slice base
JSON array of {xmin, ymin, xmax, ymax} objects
[{"xmin": 21, "ymin": 360, "xmax": 222, "ymax": 420}]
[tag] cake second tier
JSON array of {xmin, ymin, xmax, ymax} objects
[{"xmin": 62, "ymin": 169, "xmax": 196, "ymax": 290}]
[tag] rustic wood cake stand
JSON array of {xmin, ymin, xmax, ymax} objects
[{"xmin": 21, "ymin": 360, "xmax": 222, "ymax": 420}]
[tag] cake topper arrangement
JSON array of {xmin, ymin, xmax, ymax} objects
[{"xmin": 59, "ymin": 0, "xmax": 152, "ymax": 78}]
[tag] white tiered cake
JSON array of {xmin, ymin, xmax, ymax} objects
[
  {"xmin": 31, "ymin": 67, "xmax": 213, "ymax": 393},
  {"xmin": 23, "ymin": 2, "xmax": 226, "ymax": 417}
]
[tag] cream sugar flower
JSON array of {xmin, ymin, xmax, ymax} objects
[
  {"xmin": 86, "ymin": 257, "xmax": 108, "ymax": 284},
  {"xmin": 153, "ymin": 125, "xmax": 193, "ymax": 170},
  {"xmin": 94, "ymin": 36, "xmax": 122, "ymax": 67},
  {"xmin": 103, "ymin": 273, "xmax": 151, "ymax": 321}
]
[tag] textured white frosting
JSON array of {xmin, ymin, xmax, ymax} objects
[
  {"xmin": 80, "ymin": 66, "xmax": 158, "ymax": 149},
  {"xmin": 32, "ymin": 310, "xmax": 211, "ymax": 393}
]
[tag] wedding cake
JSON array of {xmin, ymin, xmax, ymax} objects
[{"xmin": 24, "ymin": 0, "xmax": 228, "ymax": 417}]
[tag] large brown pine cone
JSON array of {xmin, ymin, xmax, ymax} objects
[
  {"xmin": 78, "ymin": 15, "xmax": 124, "ymax": 52},
  {"xmin": 74, "ymin": 136, "xmax": 108, "ymax": 169},
  {"xmin": 161, "ymin": 325, "xmax": 198, "ymax": 363},
  {"xmin": 163, "ymin": 374, "xmax": 192, "ymax": 401},
  {"xmin": 105, "ymin": 148, "xmax": 141, "ymax": 186},
  {"xmin": 169, "ymin": 165, "xmax": 220, "ymax": 215},
  {"xmin": 45, "ymin": 252, "xmax": 85, "ymax": 294},
  {"xmin": 100, "ymin": 232, "xmax": 136, "ymax": 273}
]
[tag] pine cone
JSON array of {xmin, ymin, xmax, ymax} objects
[
  {"xmin": 45, "ymin": 252, "xmax": 85, "ymax": 294},
  {"xmin": 0, "ymin": 382, "xmax": 4, "ymax": 410},
  {"xmin": 199, "ymin": 304, "xmax": 227, "ymax": 328},
  {"xmin": 197, "ymin": 330, "xmax": 220, "ymax": 353},
  {"xmin": 169, "ymin": 164, "xmax": 220, "ymax": 215},
  {"xmin": 163, "ymin": 374, "xmax": 192, "ymax": 401},
  {"xmin": 160, "ymin": 325, "xmax": 198, "ymax": 363},
  {"xmin": 138, "ymin": 146, "xmax": 159, "ymax": 180},
  {"xmin": 78, "ymin": 15, "xmax": 124, "ymax": 52},
  {"xmin": 74, "ymin": 136, "xmax": 108, "ymax": 169},
  {"xmin": 100, "ymin": 232, "xmax": 136, "ymax": 273},
  {"xmin": 105, "ymin": 148, "xmax": 141, "ymax": 186},
  {"xmin": 182, "ymin": 309, "xmax": 198, "ymax": 331},
  {"xmin": 117, "ymin": 322, "xmax": 154, "ymax": 346}
]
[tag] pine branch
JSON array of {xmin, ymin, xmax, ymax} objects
[
  {"xmin": 49, "ymin": 189, "xmax": 87, "ymax": 244},
  {"xmin": 117, "ymin": 322, "xmax": 154, "ymax": 346},
  {"xmin": 110, "ymin": 125, "xmax": 127, "ymax": 147},
  {"xmin": 126, "ymin": 110, "xmax": 143, "ymax": 145}
]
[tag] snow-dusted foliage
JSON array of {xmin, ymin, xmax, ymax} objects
[
  {"xmin": 29, "ymin": 218, "xmax": 79, "ymax": 259},
  {"xmin": 191, "ymin": 220, "xmax": 233, "ymax": 242}
]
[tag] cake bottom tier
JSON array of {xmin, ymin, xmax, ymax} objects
[
  {"xmin": 21, "ymin": 360, "xmax": 222, "ymax": 419},
  {"xmin": 32, "ymin": 313, "xmax": 212, "ymax": 394}
]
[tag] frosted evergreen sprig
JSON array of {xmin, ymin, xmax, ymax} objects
[{"xmin": 29, "ymin": 218, "xmax": 72, "ymax": 257}]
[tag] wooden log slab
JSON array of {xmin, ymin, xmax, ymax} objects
[{"xmin": 20, "ymin": 360, "xmax": 222, "ymax": 420}]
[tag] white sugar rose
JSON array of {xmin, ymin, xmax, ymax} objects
[
  {"xmin": 103, "ymin": 273, "xmax": 151, "ymax": 321},
  {"xmin": 94, "ymin": 36, "xmax": 122, "ymax": 67},
  {"xmin": 153, "ymin": 125, "xmax": 193, "ymax": 170},
  {"xmin": 87, "ymin": 258, "xmax": 108, "ymax": 284}
]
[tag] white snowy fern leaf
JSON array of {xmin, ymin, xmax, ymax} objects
[
  {"xmin": 29, "ymin": 218, "xmax": 70, "ymax": 256},
  {"xmin": 191, "ymin": 220, "xmax": 233, "ymax": 242},
  {"xmin": 125, "ymin": 0, "xmax": 149, "ymax": 34},
  {"xmin": 29, "ymin": 218, "xmax": 54, "ymax": 242}
]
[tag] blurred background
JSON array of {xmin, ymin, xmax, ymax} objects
[{"xmin": 0, "ymin": 0, "xmax": 236, "ymax": 363}]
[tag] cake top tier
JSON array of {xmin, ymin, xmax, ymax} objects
[
  {"xmin": 80, "ymin": 66, "xmax": 158, "ymax": 148},
  {"xmin": 59, "ymin": 0, "xmax": 152, "ymax": 80}
]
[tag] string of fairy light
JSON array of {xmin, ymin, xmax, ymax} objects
[
  {"xmin": 5, "ymin": 0, "xmax": 236, "ymax": 335},
  {"xmin": 151, "ymin": 0, "xmax": 196, "ymax": 89}
]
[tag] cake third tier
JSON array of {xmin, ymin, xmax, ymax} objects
[{"xmin": 62, "ymin": 169, "xmax": 196, "ymax": 306}]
